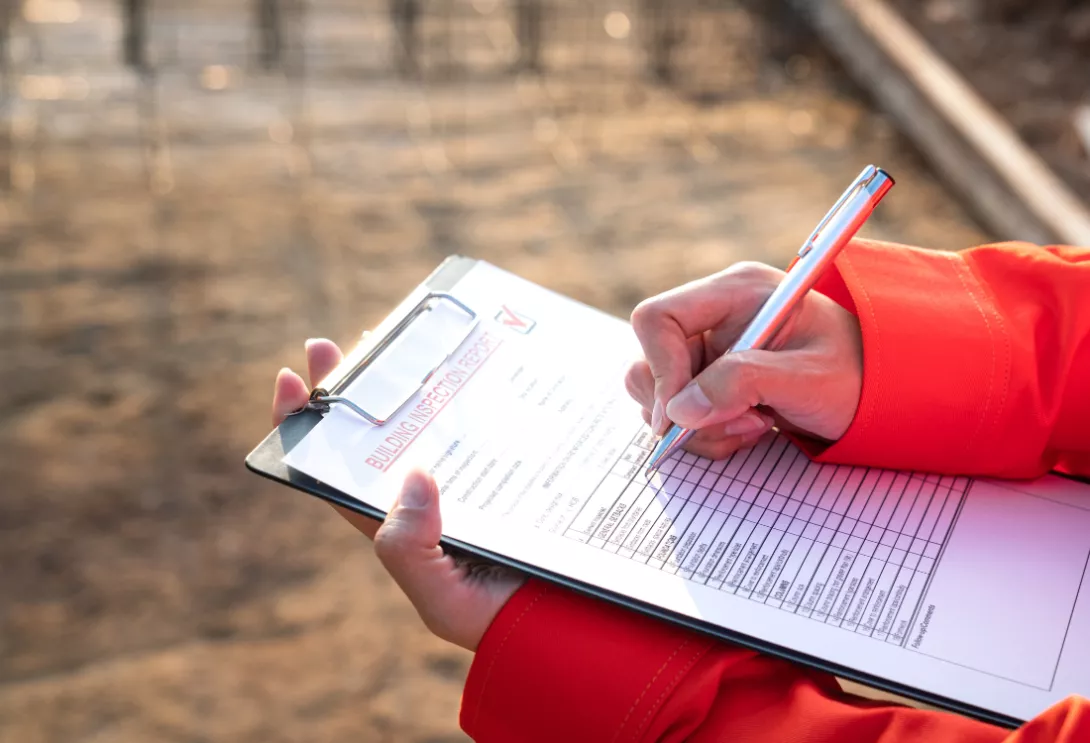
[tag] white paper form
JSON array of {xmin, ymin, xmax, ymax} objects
[{"xmin": 284, "ymin": 260, "xmax": 1090, "ymax": 723}]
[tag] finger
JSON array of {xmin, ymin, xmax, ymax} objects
[
  {"xmin": 373, "ymin": 470, "xmax": 455, "ymax": 614},
  {"xmin": 683, "ymin": 425, "xmax": 772, "ymax": 460},
  {"xmin": 665, "ymin": 348, "xmax": 805, "ymax": 430},
  {"xmin": 302, "ymin": 337, "xmax": 375, "ymax": 537},
  {"xmin": 624, "ymin": 339, "xmax": 708, "ymax": 434},
  {"xmin": 630, "ymin": 263, "xmax": 782, "ymax": 433},
  {"xmin": 674, "ymin": 410, "xmax": 773, "ymax": 454},
  {"xmin": 721, "ymin": 410, "xmax": 776, "ymax": 438},
  {"xmin": 272, "ymin": 367, "xmax": 310, "ymax": 426},
  {"xmin": 682, "ymin": 436, "xmax": 742, "ymax": 461},
  {"xmin": 305, "ymin": 338, "xmax": 344, "ymax": 388},
  {"xmin": 625, "ymin": 335, "xmax": 706, "ymax": 413},
  {"xmin": 624, "ymin": 359, "xmax": 655, "ymax": 410}
]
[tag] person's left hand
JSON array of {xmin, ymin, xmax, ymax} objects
[{"xmin": 271, "ymin": 339, "xmax": 524, "ymax": 651}]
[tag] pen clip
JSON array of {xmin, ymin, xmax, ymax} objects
[{"xmin": 797, "ymin": 164, "xmax": 879, "ymax": 258}]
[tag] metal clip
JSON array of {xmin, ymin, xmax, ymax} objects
[
  {"xmin": 300, "ymin": 292, "xmax": 478, "ymax": 425},
  {"xmin": 797, "ymin": 164, "xmax": 880, "ymax": 257}
]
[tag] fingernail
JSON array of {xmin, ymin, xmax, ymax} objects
[
  {"xmin": 722, "ymin": 413, "xmax": 767, "ymax": 437},
  {"xmin": 666, "ymin": 383, "xmax": 712, "ymax": 426},
  {"xmin": 304, "ymin": 338, "xmax": 319, "ymax": 351},
  {"xmin": 400, "ymin": 479, "xmax": 429, "ymax": 509},
  {"xmin": 651, "ymin": 400, "xmax": 664, "ymax": 434}
]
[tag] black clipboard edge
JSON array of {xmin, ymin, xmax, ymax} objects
[
  {"xmin": 246, "ymin": 430, "xmax": 1021, "ymax": 731},
  {"xmin": 244, "ymin": 253, "xmax": 1034, "ymax": 731}
]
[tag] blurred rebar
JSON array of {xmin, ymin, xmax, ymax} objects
[
  {"xmin": 122, "ymin": 0, "xmax": 148, "ymax": 70},
  {"xmin": 256, "ymin": 0, "xmax": 283, "ymax": 69},
  {"xmin": 0, "ymin": 0, "xmax": 11, "ymax": 72},
  {"xmin": 640, "ymin": 0, "xmax": 684, "ymax": 82},
  {"xmin": 390, "ymin": 0, "xmax": 419, "ymax": 75},
  {"xmin": 514, "ymin": 0, "xmax": 543, "ymax": 71}
]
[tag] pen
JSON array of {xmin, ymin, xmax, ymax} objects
[{"xmin": 644, "ymin": 164, "xmax": 895, "ymax": 477}]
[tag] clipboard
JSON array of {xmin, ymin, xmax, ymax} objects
[{"xmin": 246, "ymin": 254, "xmax": 1079, "ymax": 732}]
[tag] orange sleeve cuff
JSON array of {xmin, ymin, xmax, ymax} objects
[
  {"xmin": 459, "ymin": 579, "xmax": 722, "ymax": 742},
  {"xmin": 796, "ymin": 238, "xmax": 1026, "ymax": 477}
]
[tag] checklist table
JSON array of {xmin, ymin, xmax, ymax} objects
[{"xmin": 566, "ymin": 431, "xmax": 968, "ymax": 647}]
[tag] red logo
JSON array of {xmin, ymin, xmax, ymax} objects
[{"xmin": 495, "ymin": 305, "xmax": 536, "ymax": 334}]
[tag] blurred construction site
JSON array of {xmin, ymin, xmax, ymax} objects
[{"xmin": 0, "ymin": 1, "xmax": 1005, "ymax": 741}]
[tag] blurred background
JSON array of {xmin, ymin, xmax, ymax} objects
[{"xmin": 0, "ymin": 1, "xmax": 1085, "ymax": 741}]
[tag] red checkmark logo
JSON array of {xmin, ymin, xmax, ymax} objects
[{"xmin": 496, "ymin": 305, "xmax": 536, "ymax": 333}]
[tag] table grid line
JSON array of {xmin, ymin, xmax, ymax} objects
[
  {"xmin": 636, "ymin": 439, "xmax": 784, "ymax": 567},
  {"xmin": 562, "ymin": 431, "xmax": 971, "ymax": 648},
  {"xmin": 825, "ymin": 468, "xmax": 918, "ymax": 632}
]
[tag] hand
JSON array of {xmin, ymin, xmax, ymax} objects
[
  {"xmin": 271, "ymin": 339, "xmax": 524, "ymax": 651},
  {"xmin": 626, "ymin": 262, "xmax": 863, "ymax": 460}
]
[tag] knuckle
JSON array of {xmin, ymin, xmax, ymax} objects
[
  {"xmin": 730, "ymin": 358, "xmax": 759, "ymax": 398},
  {"xmin": 726, "ymin": 260, "xmax": 781, "ymax": 286},
  {"xmin": 372, "ymin": 523, "xmax": 402, "ymax": 564},
  {"xmin": 730, "ymin": 355, "xmax": 757, "ymax": 383},
  {"xmin": 629, "ymin": 298, "xmax": 661, "ymax": 332},
  {"xmin": 709, "ymin": 355, "xmax": 759, "ymax": 407}
]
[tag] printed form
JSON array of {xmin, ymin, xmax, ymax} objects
[{"xmin": 284, "ymin": 261, "xmax": 1090, "ymax": 723}]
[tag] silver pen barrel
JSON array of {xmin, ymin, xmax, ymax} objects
[{"xmin": 731, "ymin": 168, "xmax": 893, "ymax": 354}]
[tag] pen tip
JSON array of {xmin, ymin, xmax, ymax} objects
[{"xmin": 644, "ymin": 453, "xmax": 662, "ymax": 478}]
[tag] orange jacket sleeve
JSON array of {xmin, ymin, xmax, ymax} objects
[
  {"xmin": 459, "ymin": 240, "xmax": 1090, "ymax": 742},
  {"xmin": 461, "ymin": 580, "xmax": 1089, "ymax": 742},
  {"xmin": 803, "ymin": 238, "xmax": 1090, "ymax": 479}
]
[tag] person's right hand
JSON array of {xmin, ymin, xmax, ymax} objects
[{"xmin": 626, "ymin": 261, "xmax": 864, "ymax": 460}]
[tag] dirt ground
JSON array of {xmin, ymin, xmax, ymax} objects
[
  {"xmin": 891, "ymin": 0, "xmax": 1090, "ymax": 203},
  {"xmin": 0, "ymin": 2, "xmax": 987, "ymax": 741}
]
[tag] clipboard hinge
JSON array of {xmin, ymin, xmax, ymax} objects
[{"xmin": 291, "ymin": 291, "xmax": 478, "ymax": 425}]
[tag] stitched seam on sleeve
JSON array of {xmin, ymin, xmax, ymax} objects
[
  {"xmin": 629, "ymin": 643, "xmax": 709, "ymax": 743},
  {"xmin": 960, "ymin": 253, "xmax": 1013, "ymax": 453},
  {"xmin": 837, "ymin": 254, "xmax": 879, "ymax": 431},
  {"xmin": 946, "ymin": 253, "xmax": 999, "ymax": 457},
  {"xmin": 982, "ymin": 264, "xmax": 1011, "ymax": 446},
  {"xmin": 610, "ymin": 640, "xmax": 690, "ymax": 743},
  {"xmin": 469, "ymin": 587, "xmax": 548, "ymax": 732}
]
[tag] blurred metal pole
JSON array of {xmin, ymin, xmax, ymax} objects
[
  {"xmin": 256, "ymin": 0, "xmax": 283, "ymax": 70},
  {"xmin": 390, "ymin": 0, "xmax": 419, "ymax": 76},
  {"xmin": 0, "ymin": 0, "xmax": 11, "ymax": 194},
  {"xmin": 0, "ymin": 0, "xmax": 11, "ymax": 73},
  {"xmin": 514, "ymin": 0, "xmax": 542, "ymax": 72},
  {"xmin": 639, "ymin": 0, "xmax": 683, "ymax": 83},
  {"xmin": 122, "ymin": 0, "xmax": 149, "ymax": 70}
]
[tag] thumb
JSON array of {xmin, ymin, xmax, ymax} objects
[
  {"xmin": 373, "ymin": 470, "xmax": 449, "ymax": 601},
  {"xmin": 664, "ymin": 349, "xmax": 798, "ymax": 429}
]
